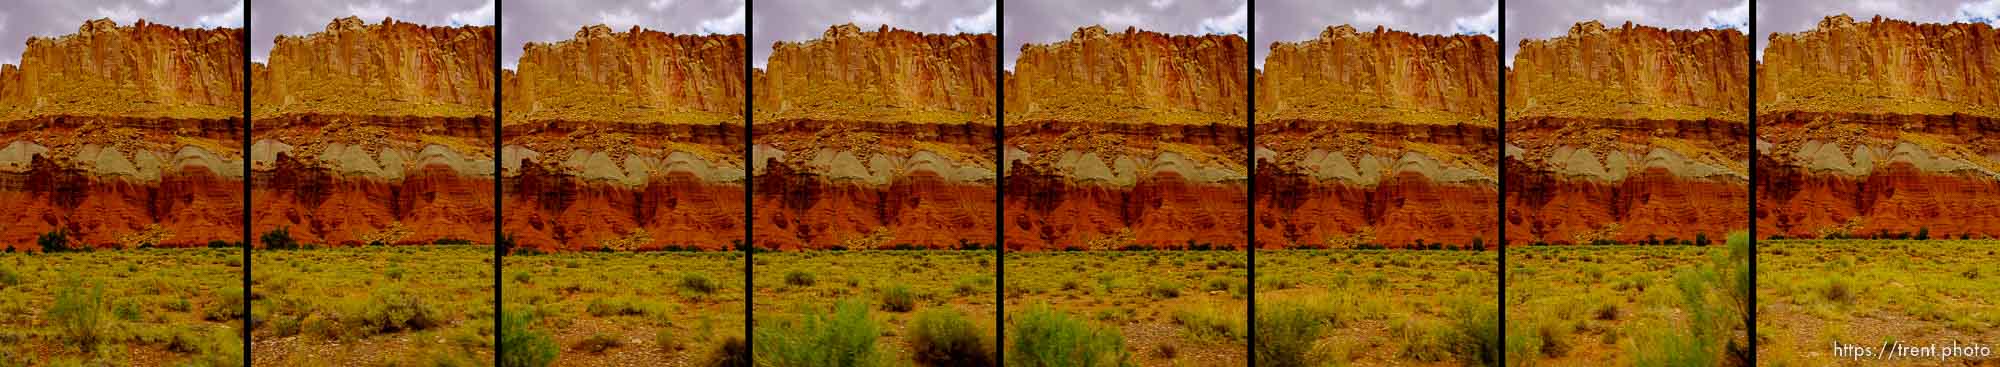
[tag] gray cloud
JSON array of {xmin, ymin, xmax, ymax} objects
[
  {"xmin": 0, "ymin": 0, "xmax": 242, "ymax": 66},
  {"xmin": 501, "ymin": 0, "xmax": 743, "ymax": 70},
  {"xmin": 1003, "ymin": 0, "xmax": 1246, "ymax": 70},
  {"xmin": 1757, "ymin": 0, "xmax": 1995, "ymax": 59},
  {"xmin": 1255, "ymin": 0, "xmax": 1497, "ymax": 68},
  {"xmin": 251, "ymin": 0, "xmax": 492, "ymax": 62},
  {"xmin": 1504, "ymin": 0, "xmax": 1746, "ymax": 65},
  {"xmin": 752, "ymin": 0, "xmax": 995, "ymax": 69}
]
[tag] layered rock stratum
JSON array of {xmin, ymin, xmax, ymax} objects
[
  {"xmin": 751, "ymin": 24, "xmax": 995, "ymax": 250},
  {"xmin": 0, "ymin": 19, "xmax": 243, "ymax": 250},
  {"xmin": 1254, "ymin": 25, "xmax": 1497, "ymax": 249},
  {"xmin": 1504, "ymin": 21, "xmax": 1749, "ymax": 245},
  {"xmin": 501, "ymin": 25, "xmax": 745, "ymax": 251},
  {"xmin": 1003, "ymin": 26, "xmax": 1246, "ymax": 250},
  {"xmin": 1756, "ymin": 15, "xmax": 2000, "ymax": 239},
  {"xmin": 250, "ymin": 17, "xmax": 494, "ymax": 247}
]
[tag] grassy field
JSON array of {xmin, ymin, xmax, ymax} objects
[
  {"xmin": 1757, "ymin": 240, "xmax": 2000, "ymax": 366},
  {"xmin": 501, "ymin": 251, "xmax": 746, "ymax": 366},
  {"xmin": 1254, "ymin": 249, "xmax": 1499, "ymax": 366},
  {"xmin": 250, "ymin": 245, "xmax": 493, "ymax": 366},
  {"xmin": 1005, "ymin": 251, "xmax": 1247, "ymax": 367},
  {"xmin": 0, "ymin": 248, "xmax": 242, "ymax": 366},
  {"xmin": 1506, "ymin": 233, "xmax": 1750, "ymax": 366},
  {"xmin": 754, "ymin": 250, "xmax": 997, "ymax": 366}
]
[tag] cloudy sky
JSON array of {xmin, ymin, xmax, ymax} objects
[
  {"xmin": 0, "ymin": 0, "xmax": 242, "ymax": 66},
  {"xmin": 1759, "ymin": 0, "xmax": 1999, "ymax": 59},
  {"xmin": 752, "ymin": 0, "xmax": 994, "ymax": 69},
  {"xmin": 252, "ymin": 0, "xmax": 492, "ymax": 62},
  {"xmin": 502, "ymin": 0, "xmax": 742, "ymax": 70},
  {"xmin": 1255, "ymin": 0, "xmax": 1496, "ymax": 68},
  {"xmin": 1004, "ymin": 0, "xmax": 1246, "ymax": 70},
  {"xmin": 1505, "ymin": 0, "xmax": 1746, "ymax": 65}
]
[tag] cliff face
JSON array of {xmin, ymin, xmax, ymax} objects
[
  {"xmin": 754, "ymin": 24, "xmax": 994, "ymax": 124},
  {"xmin": 498, "ymin": 26, "xmax": 745, "ymax": 252},
  {"xmin": 1504, "ymin": 21, "xmax": 1748, "ymax": 245},
  {"xmin": 252, "ymin": 17, "xmax": 494, "ymax": 118},
  {"xmin": 1253, "ymin": 26, "xmax": 1497, "ymax": 249},
  {"xmin": 1006, "ymin": 26, "xmax": 1247, "ymax": 126},
  {"xmin": 1756, "ymin": 17, "xmax": 2000, "ymax": 240},
  {"xmin": 0, "ymin": 19, "xmax": 243, "ymax": 251},
  {"xmin": 1759, "ymin": 15, "xmax": 2000, "ymax": 117},
  {"xmin": 751, "ymin": 25, "xmax": 994, "ymax": 250},
  {"xmin": 251, "ymin": 18, "xmax": 495, "ymax": 247},
  {"xmin": 503, "ymin": 26, "xmax": 744, "ymax": 125},
  {"xmin": 1507, "ymin": 21, "xmax": 1748, "ymax": 122},
  {"xmin": 1003, "ymin": 27, "xmax": 1246, "ymax": 251}
]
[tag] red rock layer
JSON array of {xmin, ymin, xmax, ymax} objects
[
  {"xmin": 1756, "ymin": 112, "xmax": 2000, "ymax": 239},
  {"xmin": 1504, "ymin": 163, "xmax": 1748, "ymax": 245},
  {"xmin": 753, "ymin": 24, "xmax": 995, "ymax": 123},
  {"xmin": 251, "ymin": 117, "xmax": 494, "ymax": 247},
  {"xmin": 1759, "ymin": 15, "xmax": 2000, "ymax": 117},
  {"xmin": 252, "ymin": 17, "xmax": 494, "ymax": 118},
  {"xmin": 0, "ymin": 157, "xmax": 241, "ymax": 250},
  {"xmin": 1254, "ymin": 123, "xmax": 1497, "ymax": 249},
  {"xmin": 1506, "ymin": 21, "xmax": 1748, "ymax": 122},
  {"xmin": 504, "ymin": 164, "xmax": 743, "ymax": 252},
  {"xmin": 754, "ymin": 163, "xmax": 993, "ymax": 250},
  {"xmin": 502, "ymin": 26, "xmax": 744, "ymax": 125},
  {"xmin": 1005, "ymin": 26, "xmax": 1247, "ymax": 125},
  {"xmin": 1003, "ymin": 123, "xmax": 1247, "ymax": 251},
  {"xmin": 1256, "ymin": 25, "xmax": 1497, "ymax": 125}
]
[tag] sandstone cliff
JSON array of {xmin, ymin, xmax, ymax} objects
[
  {"xmin": 0, "ymin": 19, "xmax": 243, "ymax": 250},
  {"xmin": 250, "ymin": 18, "xmax": 494, "ymax": 247},
  {"xmin": 252, "ymin": 16, "xmax": 493, "ymax": 118},
  {"xmin": 1007, "ymin": 25, "xmax": 1247, "ymax": 126},
  {"xmin": 751, "ymin": 25, "xmax": 994, "ymax": 250},
  {"xmin": 1504, "ymin": 21, "xmax": 1749, "ymax": 245},
  {"xmin": 498, "ymin": 25, "xmax": 745, "ymax": 251},
  {"xmin": 1003, "ymin": 27, "xmax": 1246, "ymax": 250},
  {"xmin": 1254, "ymin": 26, "xmax": 1497, "ymax": 248},
  {"xmin": 1759, "ymin": 15, "xmax": 2000, "ymax": 118}
]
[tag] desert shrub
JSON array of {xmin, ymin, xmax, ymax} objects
[
  {"xmin": 166, "ymin": 297, "xmax": 193, "ymax": 313},
  {"xmin": 1255, "ymin": 301, "xmax": 1327, "ymax": 367},
  {"xmin": 1009, "ymin": 304, "xmax": 1128, "ymax": 367},
  {"xmin": 1172, "ymin": 305, "xmax": 1243, "ymax": 342},
  {"xmin": 701, "ymin": 335, "xmax": 750, "ymax": 367},
  {"xmin": 39, "ymin": 230, "xmax": 78, "ymax": 252},
  {"xmin": 1203, "ymin": 277, "xmax": 1232, "ymax": 292},
  {"xmin": 205, "ymin": 288, "xmax": 244, "ymax": 321},
  {"xmin": 1449, "ymin": 299, "xmax": 1502, "ymax": 366},
  {"xmin": 586, "ymin": 297, "xmax": 662, "ymax": 318},
  {"xmin": 879, "ymin": 284, "xmax": 919, "ymax": 312},
  {"xmin": 1392, "ymin": 317, "xmax": 1452, "ymax": 362},
  {"xmin": 500, "ymin": 308, "xmax": 558, "ymax": 367},
  {"xmin": 755, "ymin": 299, "xmax": 883, "ymax": 367},
  {"xmin": 50, "ymin": 277, "xmax": 106, "ymax": 350},
  {"xmin": 784, "ymin": 270, "xmax": 817, "ymax": 287},
  {"xmin": 112, "ymin": 300, "xmax": 142, "ymax": 322},
  {"xmin": 1144, "ymin": 280, "xmax": 1182, "ymax": 299},
  {"xmin": 954, "ymin": 275, "xmax": 993, "ymax": 297},
  {"xmin": 576, "ymin": 332, "xmax": 624, "ymax": 353},
  {"xmin": 908, "ymin": 308, "xmax": 995, "ymax": 367},
  {"xmin": 1258, "ymin": 275, "xmax": 1297, "ymax": 290},
  {"xmin": 260, "ymin": 228, "xmax": 297, "ymax": 250},
  {"xmin": 350, "ymin": 287, "xmax": 441, "ymax": 334},
  {"xmin": 0, "ymin": 266, "xmax": 19, "ymax": 289},
  {"xmin": 679, "ymin": 273, "xmax": 721, "ymax": 295},
  {"xmin": 1536, "ymin": 320, "xmax": 1571, "ymax": 357},
  {"xmin": 654, "ymin": 328, "xmax": 684, "ymax": 352}
]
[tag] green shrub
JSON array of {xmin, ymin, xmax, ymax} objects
[
  {"xmin": 350, "ymin": 287, "xmax": 441, "ymax": 334},
  {"xmin": 205, "ymin": 288, "xmax": 244, "ymax": 321},
  {"xmin": 1009, "ymin": 304, "xmax": 1128, "ymax": 367},
  {"xmin": 879, "ymin": 284, "xmax": 918, "ymax": 312},
  {"xmin": 701, "ymin": 335, "xmax": 750, "ymax": 367},
  {"xmin": 576, "ymin": 332, "xmax": 623, "ymax": 353},
  {"xmin": 655, "ymin": 328, "xmax": 684, "ymax": 352},
  {"xmin": 112, "ymin": 300, "xmax": 142, "ymax": 322},
  {"xmin": 1536, "ymin": 320, "xmax": 1571, "ymax": 357},
  {"xmin": 1172, "ymin": 305, "xmax": 1243, "ymax": 342},
  {"xmin": 499, "ymin": 308, "xmax": 559, "ymax": 367},
  {"xmin": 1144, "ymin": 280, "xmax": 1182, "ymax": 299},
  {"xmin": 260, "ymin": 228, "xmax": 298, "ymax": 250},
  {"xmin": 1255, "ymin": 301, "xmax": 1327, "ymax": 367},
  {"xmin": 754, "ymin": 299, "xmax": 883, "ymax": 367},
  {"xmin": 182, "ymin": 328, "xmax": 243, "ymax": 367},
  {"xmin": 49, "ymin": 277, "xmax": 106, "ymax": 350},
  {"xmin": 679, "ymin": 273, "xmax": 721, "ymax": 295},
  {"xmin": 909, "ymin": 308, "xmax": 994, "ymax": 367},
  {"xmin": 39, "ymin": 230, "xmax": 77, "ymax": 252},
  {"xmin": 954, "ymin": 275, "xmax": 992, "ymax": 297},
  {"xmin": 0, "ymin": 266, "xmax": 19, "ymax": 289},
  {"xmin": 1449, "ymin": 299, "xmax": 1502, "ymax": 366},
  {"xmin": 785, "ymin": 270, "xmax": 817, "ymax": 287},
  {"xmin": 586, "ymin": 297, "xmax": 661, "ymax": 318}
]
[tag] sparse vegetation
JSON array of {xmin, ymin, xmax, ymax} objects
[
  {"xmin": 908, "ymin": 308, "xmax": 995, "ymax": 367},
  {"xmin": 755, "ymin": 298, "xmax": 884, "ymax": 367},
  {"xmin": 1008, "ymin": 304, "xmax": 1128, "ymax": 367},
  {"xmin": 500, "ymin": 308, "xmax": 558, "ymax": 367}
]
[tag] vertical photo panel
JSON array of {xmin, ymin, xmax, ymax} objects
[
  {"xmin": 1754, "ymin": 3, "xmax": 2000, "ymax": 364},
  {"xmin": 1253, "ymin": 1, "xmax": 1501, "ymax": 366},
  {"xmin": 0, "ymin": 1, "xmax": 246, "ymax": 364},
  {"xmin": 248, "ymin": 0, "xmax": 496, "ymax": 364},
  {"xmin": 497, "ymin": 0, "xmax": 749, "ymax": 365},
  {"xmin": 1503, "ymin": 0, "xmax": 1752, "ymax": 365},
  {"xmin": 1003, "ymin": 0, "xmax": 1249, "ymax": 365},
  {"xmin": 750, "ymin": 0, "xmax": 1000, "ymax": 365}
]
